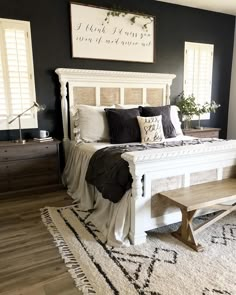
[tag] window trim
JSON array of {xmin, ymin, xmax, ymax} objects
[
  {"xmin": 183, "ymin": 41, "xmax": 214, "ymax": 120},
  {"xmin": 0, "ymin": 18, "xmax": 37, "ymax": 131}
]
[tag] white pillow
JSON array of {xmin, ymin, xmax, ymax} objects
[
  {"xmin": 72, "ymin": 105, "xmax": 114, "ymax": 143},
  {"xmin": 115, "ymin": 104, "xmax": 150, "ymax": 109},
  {"xmin": 170, "ymin": 105, "xmax": 183, "ymax": 136},
  {"xmin": 137, "ymin": 115, "xmax": 165, "ymax": 143}
]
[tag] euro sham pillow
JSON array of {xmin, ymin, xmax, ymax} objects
[
  {"xmin": 105, "ymin": 108, "xmax": 141, "ymax": 144},
  {"xmin": 139, "ymin": 105, "xmax": 177, "ymax": 138},
  {"xmin": 137, "ymin": 115, "xmax": 165, "ymax": 143},
  {"xmin": 72, "ymin": 105, "xmax": 113, "ymax": 143}
]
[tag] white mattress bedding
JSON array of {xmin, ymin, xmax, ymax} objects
[{"xmin": 63, "ymin": 135, "xmax": 195, "ymax": 246}]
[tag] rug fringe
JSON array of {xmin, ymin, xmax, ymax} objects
[{"xmin": 41, "ymin": 207, "xmax": 95, "ymax": 294}]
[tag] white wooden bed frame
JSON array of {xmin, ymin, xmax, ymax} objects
[{"xmin": 56, "ymin": 68, "xmax": 236, "ymax": 245}]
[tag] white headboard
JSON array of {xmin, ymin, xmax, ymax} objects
[{"xmin": 55, "ymin": 68, "xmax": 176, "ymax": 156}]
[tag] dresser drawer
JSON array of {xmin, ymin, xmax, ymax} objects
[
  {"xmin": 0, "ymin": 179, "xmax": 8, "ymax": 193},
  {"xmin": 0, "ymin": 162, "xmax": 8, "ymax": 178},
  {"xmin": 202, "ymin": 131, "xmax": 219, "ymax": 138},
  {"xmin": 0, "ymin": 140, "xmax": 61, "ymax": 194},
  {"xmin": 7, "ymin": 157, "xmax": 58, "ymax": 177},
  {"xmin": 9, "ymin": 174, "xmax": 59, "ymax": 191},
  {"xmin": 191, "ymin": 131, "xmax": 219, "ymax": 138},
  {"xmin": 0, "ymin": 144, "xmax": 57, "ymax": 161},
  {"xmin": 183, "ymin": 128, "xmax": 220, "ymax": 139}
]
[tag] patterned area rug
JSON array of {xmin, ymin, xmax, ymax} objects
[{"xmin": 41, "ymin": 205, "xmax": 236, "ymax": 295}]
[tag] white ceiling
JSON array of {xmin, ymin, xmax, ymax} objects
[{"xmin": 157, "ymin": 0, "xmax": 236, "ymax": 16}]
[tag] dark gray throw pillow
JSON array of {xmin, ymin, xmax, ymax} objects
[
  {"xmin": 139, "ymin": 105, "xmax": 177, "ymax": 138},
  {"xmin": 105, "ymin": 108, "xmax": 141, "ymax": 144}
]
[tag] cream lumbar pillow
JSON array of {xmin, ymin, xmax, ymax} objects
[{"xmin": 137, "ymin": 115, "xmax": 165, "ymax": 143}]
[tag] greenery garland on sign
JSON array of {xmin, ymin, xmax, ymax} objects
[{"xmin": 104, "ymin": 8, "xmax": 153, "ymax": 31}]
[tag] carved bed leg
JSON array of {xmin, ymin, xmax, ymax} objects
[
  {"xmin": 59, "ymin": 79, "xmax": 70, "ymax": 160},
  {"xmin": 129, "ymin": 173, "xmax": 147, "ymax": 245}
]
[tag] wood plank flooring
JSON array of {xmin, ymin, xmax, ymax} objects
[{"xmin": 0, "ymin": 190, "xmax": 82, "ymax": 295}]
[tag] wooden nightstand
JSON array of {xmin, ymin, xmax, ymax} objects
[
  {"xmin": 0, "ymin": 139, "xmax": 62, "ymax": 194},
  {"xmin": 183, "ymin": 127, "xmax": 221, "ymax": 138}
]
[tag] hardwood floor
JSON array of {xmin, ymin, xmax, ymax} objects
[{"xmin": 0, "ymin": 190, "xmax": 82, "ymax": 295}]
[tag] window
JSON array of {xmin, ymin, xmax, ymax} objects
[
  {"xmin": 183, "ymin": 42, "xmax": 214, "ymax": 119},
  {"xmin": 0, "ymin": 18, "xmax": 37, "ymax": 130}
]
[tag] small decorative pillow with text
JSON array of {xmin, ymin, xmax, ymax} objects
[
  {"xmin": 137, "ymin": 115, "xmax": 165, "ymax": 143},
  {"xmin": 139, "ymin": 105, "xmax": 177, "ymax": 138}
]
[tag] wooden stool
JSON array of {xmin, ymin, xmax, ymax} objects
[{"xmin": 159, "ymin": 179, "xmax": 236, "ymax": 251}]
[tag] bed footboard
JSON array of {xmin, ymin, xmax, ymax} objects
[{"xmin": 122, "ymin": 140, "xmax": 236, "ymax": 245}]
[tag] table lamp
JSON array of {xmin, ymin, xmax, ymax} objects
[{"xmin": 8, "ymin": 101, "xmax": 46, "ymax": 144}]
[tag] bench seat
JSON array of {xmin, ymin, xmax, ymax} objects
[{"xmin": 159, "ymin": 178, "xmax": 236, "ymax": 251}]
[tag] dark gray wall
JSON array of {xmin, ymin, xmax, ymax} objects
[{"xmin": 0, "ymin": 0, "xmax": 235, "ymax": 140}]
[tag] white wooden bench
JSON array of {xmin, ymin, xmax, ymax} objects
[{"xmin": 159, "ymin": 178, "xmax": 236, "ymax": 251}]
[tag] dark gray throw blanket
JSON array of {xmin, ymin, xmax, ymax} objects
[{"xmin": 85, "ymin": 139, "xmax": 221, "ymax": 203}]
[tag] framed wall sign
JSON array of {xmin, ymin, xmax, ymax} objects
[{"xmin": 70, "ymin": 3, "xmax": 155, "ymax": 63}]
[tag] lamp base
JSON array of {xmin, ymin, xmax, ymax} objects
[{"xmin": 14, "ymin": 139, "xmax": 26, "ymax": 144}]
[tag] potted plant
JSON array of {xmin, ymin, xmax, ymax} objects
[
  {"xmin": 176, "ymin": 93, "xmax": 220, "ymax": 129},
  {"xmin": 195, "ymin": 101, "xmax": 220, "ymax": 129},
  {"xmin": 176, "ymin": 93, "xmax": 198, "ymax": 129}
]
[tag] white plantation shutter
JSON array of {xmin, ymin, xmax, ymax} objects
[
  {"xmin": 184, "ymin": 42, "xmax": 214, "ymax": 119},
  {"xmin": 0, "ymin": 19, "xmax": 37, "ymax": 130},
  {"xmin": 0, "ymin": 47, "xmax": 7, "ymax": 118}
]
